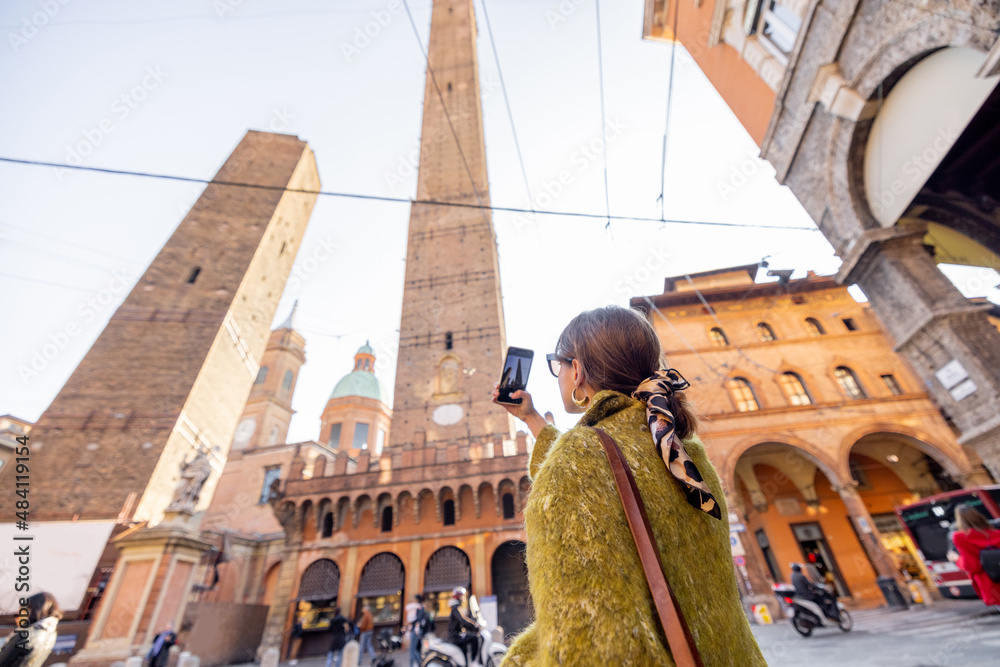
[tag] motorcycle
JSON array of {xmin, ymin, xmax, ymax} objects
[
  {"xmin": 421, "ymin": 595, "xmax": 507, "ymax": 667},
  {"xmin": 773, "ymin": 580, "xmax": 853, "ymax": 637}
]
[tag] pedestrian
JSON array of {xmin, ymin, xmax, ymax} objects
[
  {"xmin": 287, "ymin": 612, "xmax": 304, "ymax": 665},
  {"xmin": 950, "ymin": 504, "xmax": 1000, "ymax": 606},
  {"xmin": 357, "ymin": 605, "xmax": 376, "ymax": 664},
  {"xmin": 492, "ymin": 305, "xmax": 766, "ymax": 665},
  {"xmin": 0, "ymin": 592, "xmax": 63, "ymax": 667},
  {"xmin": 324, "ymin": 607, "xmax": 354, "ymax": 667},
  {"xmin": 404, "ymin": 593, "xmax": 428, "ymax": 667},
  {"xmin": 145, "ymin": 623, "xmax": 177, "ymax": 667}
]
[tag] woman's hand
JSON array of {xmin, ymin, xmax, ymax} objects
[
  {"xmin": 492, "ymin": 384, "xmax": 549, "ymax": 437},
  {"xmin": 947, "ymin": 550, "xmax": 960, "ymax": 563}
]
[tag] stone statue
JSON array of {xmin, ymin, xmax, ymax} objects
[{"xmin": 167, "ymin": 450, "xmax": 213, "ymax": 512}]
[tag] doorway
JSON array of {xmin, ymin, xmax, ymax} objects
[{"xmin": 790, "ymin": 522, "xmax": 850, "ymax": 597}]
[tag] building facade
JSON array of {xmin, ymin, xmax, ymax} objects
[
  {"xmin": 633, "ymin": 266, "xmax": 993, "ymax": 608},
  {"xmin": 642, "ymin": 0, "xmax": 1000, "ymax": 480}
]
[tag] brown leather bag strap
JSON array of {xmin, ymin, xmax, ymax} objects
[{"xmin": 591, "ymin": 427, "xmax": 704, "ymax": 667}]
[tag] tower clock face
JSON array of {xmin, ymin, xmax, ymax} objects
[
  {"xmin": 432, "ymin": 403, "xmax": 464, "ymax": 426},
  {"xmin": 234, "ymin": 417, "xmax": 257, "ymax": 446}
]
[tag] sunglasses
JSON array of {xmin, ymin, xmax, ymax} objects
[{"xmin": 545, "ymin": 353, "xmax": 573, "ymax": 378}]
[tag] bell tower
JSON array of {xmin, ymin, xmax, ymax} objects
[
  {"xmin": 233, "ymin": 301, "xmax": 306, "ymax": 451},
  {"xmin": 389, "ymin": 0, "xmax": 514, "ymax": 448}
]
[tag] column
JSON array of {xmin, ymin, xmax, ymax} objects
[
  {"xmin": 725, "ymin": 498, "xmax": 778, "ymax": 615},
  {"xmin": 840, "ymin": 225, "xmax": 1000, "ymax": 480},
  {"xmin": 836, "ymin": 482, "xmax": 908, "ymax": 606},
  {"xmin": 255, "ymin": 545, "xmax": 302, "ymax": 659}
]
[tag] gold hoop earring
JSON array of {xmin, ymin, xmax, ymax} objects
[{"xmin": 572, "ymin": 386, "xmax": 590, "ymax": 408}]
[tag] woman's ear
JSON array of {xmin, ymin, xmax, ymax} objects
[{"xmin": 571, "ymin": 358, "xmax": 585, "ymax": 388}]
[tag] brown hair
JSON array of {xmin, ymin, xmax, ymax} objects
[
  {"xmin": 955, "ymin": 504, "xmax": 993, "ymax": 532},
  {"xmin": 27, "ymin": 592, "xmax": 62, "ymax": 624},
  {"xmin": 556, "ymin": 305, "xmax": 697, "ymax": 439}
]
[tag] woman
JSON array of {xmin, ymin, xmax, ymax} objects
[
  {"xmin": 324, "ymin": 607, "xmax": 354, "ymax": 667},
  {"xmin": 0, "ymin": 592, "xmax": 62, "ymax": 667},
  {"xmin": 493, "ymin": 306, "xmax": 765, "ymax": 666},
  {"xmin": 951, "ymin": 504, "xmax": 1000, "ymax": 606}
]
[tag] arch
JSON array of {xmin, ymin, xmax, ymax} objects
[
  {"xmin": 380, "ymin": 506, "xmax": 393, "ymax": 533},
  {"xmin": 725, "ymin": 436, "xmax": 846, "ymax": 493},
  {"xmin": 423, "ymin": 546, "xmax": 472, "ymax": 594},
  {"xmin": 436, "ymin": 354, "xmax": 462, "ymax": 395},
  {"xmin": 357, "ymin": 553, "xmax": 405, "ymax": 625},
  {"xmin": 756, "ymin": 322, "xmax": 777, "ymax": 341},
  {"xmin": 335, "ymin": 496, "xmax": 351, "ymax": 532},
  {"xmin": 315, "ymin": 498, "xmax": 332, "ymax": 532},
  {"xmin": 396, "ymin": 490, "xmax": 414, "ymax": 527},
  {"xmin": 443, "ymin": 499, "xmax": 456, "ymax": 526},
  {"xmin": 804, "ymin": 317, "xmax": 825, "ymax": 336},
  {"xmin": 833, "ymin": 366, "xmax": 867, "ymax": 399},
  {"xmin": 299, "ymin": 500, "xmax": 316, "ymax": 542},
  {"xmin": 416, "ymin": 488, "xmax": 436, "ymax": 525},
  {"xmin": 501, "ymin": 493, "xmax": 515, "ymax": 519},
  {"xmin": 491, "ymin": 541, "xmax": 532, "ymax": 637},
  {"xmin": 321, "ymin": 512, "xmax": 334, "ymax": 538},
  {"xmin": 518, "ymin": 476, "xmax": 531, "ymax": 510},
  {"xmin": 439, "ymin": 486, "xmax": 455, "ymax": 524},
  {"xmin": 477, "ymin": 482, "xmax": 495, "ymax": 520},
  {"xmin": 353, "ymin": 494, "xmax": 372, "ymax": 529},
  {"xmin": 839, "ymin": 424, "xmax": 972, "ymax": 483},
  {"xmin": 726, "ymin": 377, "xmax": 760, "ymax": 412},
  {"xmin": 457, "ymin": 484, "xmax": 474, "ymax": 523},
  {"xmin": 375, "ymin": 492, "xmax": 394, "ymax": 529},
  {"xmin": 297, "ymin": 558, "xmax": 340, "ymax": 602},
  {"xmin": 261, "ymin": 561, "xmax": 281, "ymax": 606},
  {"xmin": 496, "ymin": 479, "xmax": 516, "ymax": 517},
  {"xmin": 708, "ymin": 327, "xmax": 729, "ymax": 347},
  {"xmin": 282, "ymin": 369, "xmax": 294, "ymax": 392}
]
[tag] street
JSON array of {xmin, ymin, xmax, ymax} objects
[
  {"xmin": 753, "ymin": 599, "xmax": 1000, "ymax": 666},
  {"xmin": 237, "ymin": 599, "xmax": 999, "ymax": 667}
]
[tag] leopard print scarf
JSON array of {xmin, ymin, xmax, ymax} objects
[{"xmin": 633, "ymin": 369, "xmax": 722, "ymax": 519}]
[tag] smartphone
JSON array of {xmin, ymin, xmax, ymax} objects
[{"xmin": 497, "ymin": 347, "xmax": 534, "ymax": 405}]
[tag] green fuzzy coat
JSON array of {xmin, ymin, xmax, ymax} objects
[{"xmin": 501, "ymin": 391, "xmax": 766, "ymax": 667}]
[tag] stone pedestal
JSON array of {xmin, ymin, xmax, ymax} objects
[{"xmin": 69, "ymin": 510, "xmax": 212, "ymax": 667}]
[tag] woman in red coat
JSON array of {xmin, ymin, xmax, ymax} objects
[{"xmin": 951, "ymin": 504, "xmax": 1000, "ymax": 606}]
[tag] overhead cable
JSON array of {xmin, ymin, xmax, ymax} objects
[{"xmin": 0, "ymin": 156, "xmax": 820, "ymax": 232}]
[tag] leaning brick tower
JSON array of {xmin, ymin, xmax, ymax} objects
[{"xmin": 17, "ymin": 131, "xmax": 320, "ymax": 527}]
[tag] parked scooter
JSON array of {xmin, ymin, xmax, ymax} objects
[
  {"xmin": 773, "ymin": 564, "xmax": 852, "ymax": 637},
  {"xmin": 421, "ymin": 595, "xmax": 507, "ymax": 667}
]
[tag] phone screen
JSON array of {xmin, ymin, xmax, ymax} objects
[{"xmin": 498, "ymin": 347, "xmax": 534, "ymax": 404}]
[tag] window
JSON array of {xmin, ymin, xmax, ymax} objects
[
  {"xmin": 726, "ymin": 378, "xmax": 760, "ymax": 412},
  {"xmin": 376, "ymin": 429, "xmax": 386, "ymax": 456},
  {"xmin": 805, "ymin": 318, "xmax": 825, "ymax": 336},
  {"xmin": 744, "ymin": 0, "xmax": 802, "ymax": 58},
  {"xmin": 255, "ymin": 366, "xmax": 268, "ymax": 385},
  {"xmin": 259, "ymin": 466, "xmax": 281, "ymax": 503},
  {"xmin": 881, "ymin": 374, "xmax": 903, "ymax": 395},
  {"xmin": 281, "ymin": 370, "xmax": 294, "ymax": 392},
  {"xmin": 842, "ymin": 317, "xmax": 858, "ymax": 331},
  {"xmin": 328, "ymin": 423, "xmax": 342, "ymax": 448},
  {"xmin": 756, "ymin": 323, "xmax": 776, "ymax": 342},
  {"xmin": 352, "ymin": 423, "xmax": 370, "ymax": 450},
  {"xmin": 443, "ymin": 499, "xmax": 456, "ymax": 526},
  {"xmin": 834, "ymin": 367, "xmax": 866, "ymax": 399},
  {"xmin": 756, "ymin": 529, "xmax": 783, "ymax": 582},
  {"xmin": 502, "ymin": 493, "xmax": 516, "ymax": 520},
  {"xmin": 269, "ymin": 425, "xmax": 281, "ymax": 445},
  {"xmin": 381, "ymin": 506, "xmax": 393, "ymax": 533},
  {"xmin": 321, "ymin": 512, "xmax": 334, "ymax": 538},
  {"xmin": 708, "ymin": 327, "xmax": 730, "ymax": 347},
  {"xmin": 778, "ymin": 372, "xmax": 812, "ymax": 406},
  {"xmin": 187, "ymin": 267, "xmax": 201, "ymax": 284},
  {"xmin": 445, "ymin": 332, "xmax": 453, "ymax": 350}
]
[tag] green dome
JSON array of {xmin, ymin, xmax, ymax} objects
[{"xmin": 330, "ymin": 370, "xmax": 390, "ymax": 404}]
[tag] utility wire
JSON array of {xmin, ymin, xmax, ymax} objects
[
  {"xmin": 400, "ymin": 0, "xmax": 492, "ymax": 232},
  {"xmin": 479, "ymin": 0, "xmax": 533, "ymax": 209},
  {"xmin": 594, "ymin": 0, "xmax": 612, "ymax": 231},
  {"xmin": 0, "ymin": 156, "xmax": 821, "ymax": 232},
  {"xmin": 657, "ymin": 0, "xmax": 681, "ymax": 221},
  {"xmin": 641, "ymin": 295, "xmax": 729, "ymax": 381},
  {"xmin": 0, "ymin": 220, "xmax": 144, "ymax": 265},
  {"xmin": 4, "ymin": 238, "xmax": 137, "ymax": 274}
]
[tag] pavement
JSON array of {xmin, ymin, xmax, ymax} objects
[
  {"xmin": 234, "ymin": 599, "xmax": 998, "ymax": 666},
  {"xmin": 753, "ymin": 598, "xmax": 1000, "ymax": 666}
]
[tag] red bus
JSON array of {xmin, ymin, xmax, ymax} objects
[{"xmin": 896, "ymin": 485, "xmax": 1000, "ymax": 598}]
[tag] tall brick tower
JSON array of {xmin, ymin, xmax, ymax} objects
[
  {"xmin": 19, "ymin": 131, "xmax": 320, "ymax": 526},
  {"xmin": 390, "ymin": 0, "xmax": 514, "ymax": 448}
]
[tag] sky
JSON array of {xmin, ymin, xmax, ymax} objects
[{"xmin": 2, "ymin": 0, "xmax": 995, "ymax": 442}]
